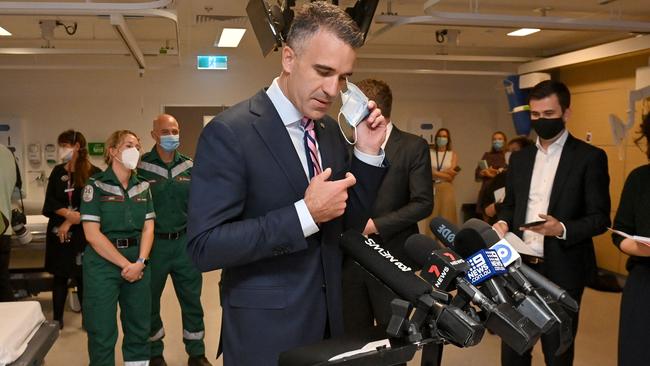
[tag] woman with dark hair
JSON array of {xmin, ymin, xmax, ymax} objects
[
  {"xmin": 613, "ymin": 113, "xmax": 650, "ymax": 366},
  {"xmin": 475, "ymin": 131, "xmax": 508, "ymax": 218},
  {"xmin": 42, "ymin": 130, "xmax": 101, "ymax": 328}
]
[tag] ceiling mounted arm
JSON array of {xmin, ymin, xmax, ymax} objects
[{"xmin": 110, "ymin": 14, "xmax": 145, "ymax": 70}]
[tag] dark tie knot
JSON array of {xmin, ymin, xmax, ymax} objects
[{"xmin": 301, "ymin": 117, "xmax": 314, "ymax": 131}]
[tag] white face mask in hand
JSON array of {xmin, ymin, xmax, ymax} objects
[
  {"xmin": 338, "ymin": 80, "xmax": 370, "ymax": 145},
  {"xmin": 117, "ymin": 147, "xmax": 140, "ymax": 170}
]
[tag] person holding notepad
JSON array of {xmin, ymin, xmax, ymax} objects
[{"xmin": 612, "ymin": 112, "xmax": 650, "ymax": 366}]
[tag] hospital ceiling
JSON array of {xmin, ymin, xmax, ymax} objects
[{"xmin": 0, "ymin": 0, "xmax": 648, "ymax": 73}]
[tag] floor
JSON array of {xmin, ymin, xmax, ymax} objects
[{"xmin": 22, "ymin": 270, "xmax": 620, "ymax": 366}]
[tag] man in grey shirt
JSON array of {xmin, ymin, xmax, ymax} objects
[{"xmin": 0, "ymin": 143, "xmax": 17, "ymax": 301}]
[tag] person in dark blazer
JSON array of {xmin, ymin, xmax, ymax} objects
[
  {"xmin": 612, "ymin": 113, "xmax": 650, "ymax": 366},
  {"xmin": 494, "ymin": 80, "xmax": 610, "ymax": 366},
  {"xmin": 186, "ymin": 3, "xmax": 387, "ymax": 366},
  {"xmin": 341, "ymin": 79, "xmax": 438, "ymax": 365}
]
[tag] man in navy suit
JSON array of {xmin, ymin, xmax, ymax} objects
[
  {"xmin": 186, "ymin": 3, "xmax": 387, "ymax": 365},
  {"xmin": 494, "ymin": 80, "xmax": 610, "ymax": 366}
]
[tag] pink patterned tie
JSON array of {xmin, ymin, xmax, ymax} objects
[{"xmin": 301, "ymin": 117, "xmax": 322, "ymax": 179}]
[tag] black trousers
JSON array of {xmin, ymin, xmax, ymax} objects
[
  {"xmin": 501, "ymin": 262, "xmax": 583, "ymax": 366},
  {"xmin": 0, "ymin": 235, "xmax": 13, "ymax": 301},
  {"xmin": 619, "ymin": 264, "xmax": 650, "ymax": 366},
  {"xmin": 342, "ymin": 259, "xmax": 443, "ymax": 366},
  {"xmin": 52, "ymin": 274, "xmax": 83, "ymax": 326}
]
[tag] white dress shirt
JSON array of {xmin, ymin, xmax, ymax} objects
[
  {"xmin": 523, "ymin": 129, "xmax": 569, "ymax": 257},
  {"xmin": 381, "ymin": 122, "xmax": 393, "ymax": 150},
  {"xmin": 266, "ymin": 77, "xmax": 385, "ymax": 238}
]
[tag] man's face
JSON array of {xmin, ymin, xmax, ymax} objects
[
  {"xmin": 152, "ymin": 119, "xmax": 180, "ymax": 145},
  {"xmin": 282, "ymin": 30, "xmax": 356, "ymax": 120},
  {"xmin": 529, "ymin": 94, "xmax": 565, "ymax": 121}
]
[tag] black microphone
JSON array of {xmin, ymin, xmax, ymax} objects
[
  {"xmin": 468, "ymin": 218, "xmax": 579, "ymax": 313},
  {"xmin": 340, "ymin": 231, "xmax": 483, "ymax": 347},
  {"xmin": 340, "ymin": 231, "xmax": 447, "ymax": 305},
  {"xmin": 453, "ymin": 226, "xmax": 511, "ymax": 305},
  {"xmin": 428, "ymin": 216, "xmax": 459, "ymax": 248},
  {"xmin": 405, "ymin": 234, "xmax": 541, "ymax": 355}
]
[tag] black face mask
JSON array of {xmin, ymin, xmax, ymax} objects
[{"xmin": 532, "ymin": 117, "xmax": 565, "ymax": 140}]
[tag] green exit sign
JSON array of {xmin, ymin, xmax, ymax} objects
[
  {"xmin": 88, "ymin": 142, "xmax": 105, "ymax": 156},
  {"xmin": 197, "ymin": 55, "xmax": 228, "ymax": 70}
]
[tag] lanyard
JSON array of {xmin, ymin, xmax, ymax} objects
[
  {"xmin": 435, "ymin": 150, "xmax": 447, "ymax": 172},
  {"xmin": 65, "ymin": 172, "xmax": 75, "ymax": 209}
]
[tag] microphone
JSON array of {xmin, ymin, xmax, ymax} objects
[
  {"xmin": 405, "ymin": 234, "xmax": 541, "ymax": 355},
  {"xmin": 428, "ymin": 216, "xmax": 459, "ymax": 248},
  {"xmin": 340, "ymin": 231, "xmax": 447, "ymax": 305},
  {"xmin": 488, "ymin": 234, "xmax": 576, "ymax": 355},
  {"xmin": 453, "ymin": 226, "xmax": 510, "ymax": 304},
  {"xmin": 340, "ymin": 231, "xmax": 483, "ymax": 347},
  {"xmin": 470, "ymin": 218, "xmax": 580, "ymax": 313}
]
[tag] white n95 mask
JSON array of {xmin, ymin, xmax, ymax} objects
[
  {"xmin": 338, "ymin": 80, "xmax": 370, "ymax": 145},
  {"xmin": 119, "ymin": 147, "xmax": 140, "ymax": 170}
]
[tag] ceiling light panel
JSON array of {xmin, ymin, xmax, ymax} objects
[
  {"xmin": 507, "ymin": 28, "xmax": 541, "ymax": 37},
  {"xmin": 216, "ymin": 28, "xmax": 246, "ymax": 47}
]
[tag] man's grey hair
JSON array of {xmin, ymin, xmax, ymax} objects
[{"xmin": 286, "ymin": 1, "xmax": 364, "ymax": 53}]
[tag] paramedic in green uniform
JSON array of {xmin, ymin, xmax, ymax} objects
[
  {"xmin": 138, "ymin": 114, "xmax": 210, "ymax": 366},
  {"xmin": 81, "ymin": 130, "xmax": 155, "ymax": 366}
]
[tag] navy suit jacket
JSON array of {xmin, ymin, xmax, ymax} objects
[
  {"xmin": 186, "ymin": 90, "xmax": 386, "ymax": 365},
  {"xmin": 498, "ymin": 134, "xmax": 610, "ymax": 290}
]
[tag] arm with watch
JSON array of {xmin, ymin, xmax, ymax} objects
[{"xmin": 121, "ymin": 218, "xmax": 154, "ymax": 282}]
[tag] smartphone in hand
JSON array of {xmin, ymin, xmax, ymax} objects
[
  {"xmin": 520, "ymin": 220, "xmax": 547, "ymax": 228},
  {"xmin": 453, "ymin": 166, "xmax": 462, "ymax": 172},
  {"xmin": 478, "ymin": 160, "xmax": 488, "ymax": 170}
]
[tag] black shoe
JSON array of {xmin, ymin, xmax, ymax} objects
[
  {"xmin": 188, "ymin": 355, "xmax": 212, "ymax": 366},
  {"xmin": 150, "ymin": 355, "xmax": 167, "ymax": 366}
]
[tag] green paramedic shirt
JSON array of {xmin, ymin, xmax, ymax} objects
[
  {"xmin": 80, "ymin": 167, "xmax": 155, "ymax": 240},
  {"xmin": 137, "ymin": 146, "xmax": 192, "ymax": 234}
]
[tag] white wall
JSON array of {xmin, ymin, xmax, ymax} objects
[{"xmin": 0, "ymin": 26, "xmax": 517, "ymax": 219}]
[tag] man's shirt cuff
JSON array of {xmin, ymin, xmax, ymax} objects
[
  {"xmin": 295, "ymin": 200, "xmax": 319, "ymax": 237},
  {"xmin": 353, "ymin": 147, "xmax": 385, "ymax": 167},
  {"xmin": 556, "ymin": 222, "xmax": 567, "ymax": 240}
]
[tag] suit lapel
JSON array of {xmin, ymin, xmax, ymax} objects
[
  {"xmin": 384, "ymin": 126, "xmax": 401, "ymax": 157},
  {"xmin": 249, "ymin": 91, "xmax": 308, "ymax": 196},
  {"xmin": 548, "ymin": 134, "xmax": 577, "ymax": 213}
]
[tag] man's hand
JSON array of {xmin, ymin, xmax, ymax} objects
[
  {"xmin": 121, "ymin": 262, "xmax": 145, "ymax": 283},
  {"xmin": 305, "ymin": 168, "xmax": 357, "ymax": 224},
  {"xmin": 520, "ymin": 214, "xmax": 564, "ymax": 237},
  {"xmin": 485, "ymin": 203, "xmax": 497, "ymax": 218},
  {"xmin": 363, "ymin": 219, "xmax": 378, "ymax": 236},
  {"xmin": 492, "ymin": 221, "xmax": 509, "ymax": 238},
  {"xmin": 354, "ymin": 100, "xmax": 387, "ymax": 155}
]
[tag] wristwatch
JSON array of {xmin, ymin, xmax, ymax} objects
[{"xmin": 136, "ymin": 257, "xmax": 149, "ymax": 266}]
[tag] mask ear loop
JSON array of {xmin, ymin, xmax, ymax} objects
[{"xmin": 337, "ymin": 112, "xmax": 357, "ymax": 145}]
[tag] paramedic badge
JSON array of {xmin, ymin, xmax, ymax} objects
[{"xmin": 83, "ymin": 185, "xmax": 94, "ymax": 202}]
